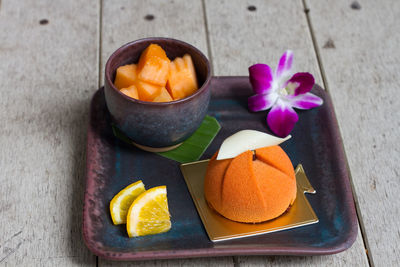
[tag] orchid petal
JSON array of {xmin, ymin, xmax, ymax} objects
[
  {"xmin": 267, "ymin": 99, "xmax": 298, "ymax": 137},
  {"xmin": 275, "ymin": 50, "xmax": 293, "ymax": 80},
  {"xmin": 249, "ymin": 64, "xmax": 274, "ymax": 94},
  {"xmin": 287, "ymin": 92, "xmax": 323, "ymax": 110},
  {"xmin": 287, "ymin": 72, "xmax": 315, "ymax": 95},
  {"xmin": 248, "ymin": 93, "xmax": 278, "ymax": 112}
]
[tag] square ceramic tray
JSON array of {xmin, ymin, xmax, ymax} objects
[{"xmin": 83, "ymin": 76, "xmax": 358, "ymax": 261}]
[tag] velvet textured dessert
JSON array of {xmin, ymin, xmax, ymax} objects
[{"xmin": 204, "ymin": 145, "xmax": 297, "ymax": 223}]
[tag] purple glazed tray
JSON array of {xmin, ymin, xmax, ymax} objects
[{"xmin": 83, "ymin": 76, "xmax": 358, "ymax": 261}]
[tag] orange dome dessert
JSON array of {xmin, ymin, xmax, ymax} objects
[{"xmin": 204, "ymin": 145, "xmax": 296, "ymax": 223}]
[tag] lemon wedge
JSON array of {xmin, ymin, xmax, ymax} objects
[
  {"xmin": 126, "ymin": 186, "xmax": 171, "ymax": 237},
  {"xmin": 109, "ymin": 180, "xmax": 146, "ymax": 225}
]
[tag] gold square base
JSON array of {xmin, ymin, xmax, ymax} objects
[{"xmin": 180, "ymin": 161, "xmax": 318, "ymax": 242}]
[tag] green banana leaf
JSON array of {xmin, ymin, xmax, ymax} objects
[{"xmin": 112, "ymin": 115, "xmax": 221, "ymax": 163}]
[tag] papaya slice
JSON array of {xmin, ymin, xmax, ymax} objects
[
  {"xmin": 152, "ymin": 87, "xmax": 173, "ymax": 102},
  {"xmin": 120, "ymin": 85, "xmax": 139, "ymax": 100},
  {"xmin": 114, "ymin": 64, "xmax": 137, "ymax": 90},
  {"xmin": 137, "ymin": 44, "xmax": 170, "ymax": 86},
  {"xmin": 166, "ymin": 54, "xmax": 198, "ymax": 100},
  {"xmin": 136, "ymin": 80, "xmax": 163, "ymax": 101}
]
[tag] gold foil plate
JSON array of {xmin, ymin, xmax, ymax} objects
[{"xmin": 180, "ymin": 160, "xmax": 318, "ymax": 242}]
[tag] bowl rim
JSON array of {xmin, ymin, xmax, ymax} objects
[{"xmin": 105, "ymin": 37, "xmax": 212, "ymax": 106}]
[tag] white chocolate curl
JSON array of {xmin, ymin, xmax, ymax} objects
[{"xmin": 216, "ymin": 130, "xmax": 291, "ymax": 160}]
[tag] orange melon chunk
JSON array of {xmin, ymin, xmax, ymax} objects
[
  {"xmin": 114, "ymin": 64, "xmax": 137, "ymax": 90},
  {"xmin": 120, "ymin": 85, "xmax": 139, "ymax": 100},
  {"xmin": 166, "ymin": 54, "xmax": 198, "ymax": 100},
  {"xmin": 136, "ymin": 80, "xmax": 163, "ymax": 101},
  {"xmin": 153, "ymin": 87, "xmax": 173, "ymax": 102},
  {"xmin": 137, "ymin": 44, "xmax": 170, "ymax": 86}
]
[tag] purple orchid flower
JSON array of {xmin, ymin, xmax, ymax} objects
[{"xmin": 248, "ymin": 50, "xmax": 323, "ymax": 137}]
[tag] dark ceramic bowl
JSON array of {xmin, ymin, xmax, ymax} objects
[{"xmin": 104, "ymin": 38, "xmax": 211, "ymax": 151}]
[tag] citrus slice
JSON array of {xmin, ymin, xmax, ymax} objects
[
  {"xmin": 109, "ymin": 180, "xmax": 146, "ymax": 225},
  {"xmin": 126, "ymin": 186, "xmax": 171, "ymax": 237}
]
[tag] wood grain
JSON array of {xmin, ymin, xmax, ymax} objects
[
  {"xmin": 100, "ymin": 257, "xmax": 234, "ymax": 267},
  {"xmin": 0, "ymin": 0, "xmax": 98, "ymax": 266},
  {"xmin": 99, "ymin": 1, "xmax": 232, "ymax": 265},
  {"xmin": 236, "ymin": 231, "xmax": 368, "ymax": 266},
  {"xmin": 306, "ymin": 0, "xmax": 400, "ymax": 266},
  {"xmin": 100, "ymin": 0, "xmax": 209, "ymax": 85},
  {"xmin": 204, "ymin": 0, "xmax": 369, "ymax": 266},
  {"xmin": 204, "ymin": 0, "xmax": 322, "ymax": 85},
  {"xmin": 0, "ymin": 0, "xmax": 392, "ymax": 265}
]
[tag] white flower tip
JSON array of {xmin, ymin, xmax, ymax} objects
[{"xmin": 282, "ymin": 50, "xmax": 293, "ymax": 59}]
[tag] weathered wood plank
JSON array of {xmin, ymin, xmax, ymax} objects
[
  {"xmin": 99, "ymin": 0, "xmax": 233, "ymax": 265},
  {"xmin": 235, "ymin": 228, "xmax": 368, "ymax": 266},
  {"xmin": 101, "ymin": 257, "xmax": 234, "ymax": 267},
  {"xmin": 205, "ymin": 0, "xmax": 322, "ymax": 84},
  {"xmin": 205, "ymin": 0, "xmax": 369, "ymax": 266},
  {"xmin": 0, "ymin": 0, "xmax": 98, "ymax": 266},
  {"xmin": 100, "ymin": 0, "xmax": 209, "ymax": 85},
  {"xmin": 306, "ymin": 0, "xmax": 400, "ymax": 266}
]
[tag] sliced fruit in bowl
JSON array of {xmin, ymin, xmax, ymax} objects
[
  {"xmin": 167, "ymin": 54, "xmax": 198, "ymax": 100},
  {"xmin": 114, "ymin": 64, "xmax": 137, "ymax": 90},
  {"xmin": 137, "ymin": 44, "xmax": 170, "ymax": 86},
  {"xmin": 120, "ymin": 84, "xmax": 139, "ymax": 100}
]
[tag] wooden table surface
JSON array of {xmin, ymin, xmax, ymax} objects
[{"xmin": 0, "ymin": 0, "xmax": 398, "ymax": 266}]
